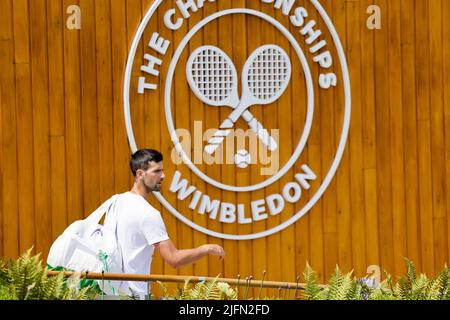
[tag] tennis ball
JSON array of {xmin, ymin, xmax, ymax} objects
[{"xmin": 234, "ymin": 149, "xmax": 251, "ymax": 169}]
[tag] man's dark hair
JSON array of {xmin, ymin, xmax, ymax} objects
[{"xmin": 130, "ymin": 149, "xmax": 163, "ymax": 177}]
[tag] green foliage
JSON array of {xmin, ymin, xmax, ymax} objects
[
  {"xmin": 0, "ymin": 248, "xmax": 98, "ymax": 300},
  {"xmin": 302, "ymin": 265, "xmax": 364, "ymax": 300},
  {"xmin": 302, "ymin": 263, "xmax": 322, "ymax": 300},
  {"xmin": 0, "ymin": 283, "xmax": 17, "ymax": 300},
  {"xmin": 158, "ymin": 276, "xmax": 237, "ymax": 300},
  {"xmin": 301, "ymin": 259, "xmax": 450, "ymax": 300},
  {"xmin": 387, "ymin": 259, "xmax": 450, "ymax": 300}
]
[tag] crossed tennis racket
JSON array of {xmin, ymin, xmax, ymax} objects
[{"xmin": 186, "ymin": 44, "xmax": 292, "ymax": 155}]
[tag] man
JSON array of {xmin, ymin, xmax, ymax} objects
[{"xmin": 112, "ymin": 149, "xmax": 225, "ymax": 298}]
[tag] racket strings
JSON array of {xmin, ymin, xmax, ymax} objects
[
  {"xmin": 247, "ymin": 48, "xmax": 289, "ymax": 100},
  {"xmin": 190, "ymin": 49, "xmax": 235, "ymax": 102}
]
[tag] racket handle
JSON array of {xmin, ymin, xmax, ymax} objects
[
  {"xmin": 204, "ymin": 113, "xmax": 278, "ymax": 155},
  {"xmin": 204, "ymin": 129, "xmax": 231, "ymax": 155},
  {"xmin": 242, "ymin": 111, "xmax": 278, "ymax": 151}
]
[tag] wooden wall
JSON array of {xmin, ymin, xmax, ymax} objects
[{"xmin": 1, "ymin": 0, "xmax": 450, "ymax": 290}]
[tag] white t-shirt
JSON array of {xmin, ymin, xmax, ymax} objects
[{"xmin": 111, "ymin": 192, "xmax": 169, "ymax": 297}]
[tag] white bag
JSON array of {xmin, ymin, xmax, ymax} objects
[{"xmin": 47, "ymin": 195, "xmax": 124, "ymax": 295}]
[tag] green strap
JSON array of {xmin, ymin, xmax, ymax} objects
[
  {"xmin": 98, "ymin": 251, "xmax": 116, "ymax": 295},
  {"xmin": 47, "ymin": 256, "xmax": 117, "ymax": 296},
  {"xmin": 46, "ymin": 264, "xmax": 103, "ymax": 294},
  {"xmin": 98, "ymin": 251, "xmax": 109, "ymax": 273}
]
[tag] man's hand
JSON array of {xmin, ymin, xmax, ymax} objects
[{"xmin": 202, "ymin": 244, "xmax": 225, "ymax": 260}]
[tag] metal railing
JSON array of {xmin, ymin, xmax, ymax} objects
[{"xmin": 47, "ymin": 270, "xmax": 325, "ymax": 299}]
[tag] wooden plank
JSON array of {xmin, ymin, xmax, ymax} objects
[
  {"xmin": 201, "ymin": 0, "xmax": 225, "ymax": 281},
  {"xmin": 292, "ymin": 0, "xmax": 312, "ymax": 282},
  {"xmin": 213, "ymin": 0, "xmax": 237, "ymax": 285},
  {"xmin": 433, "ymin": 217, "xmax": 448, "ymax": 273},
  {"xmin": 428, "ymin": 1, "xmax": 446, "ymax": 213},
  {"xmin": 277, "ymin": 25, "xmax": 297, "ymax": 288},
  {"xmin": 126, "ymin": 0, "xmax": 144, "ymax": 162},
  {"xmin": 259, "ymin": 1, "xmax": 280, "ymax": 297},
  {"xmin": 189, "ymin": 0, "xmax": 209, "ymax": 279},
  {"xmin": 0, "ymin": 42, "xmax": 3, "ymax": 257},
  {"xmin": 12, "ymin": 0, "xmax": 30, "ymax": 64},
  {"xmin": 308, "ymin": 145, "xmax": 324, "ymax": 281},
  {"xmin": 153, "ymin": 0, "xmax": 177, "ymax": 290},
  {"xmin": 305, "ymin": 4, "xmax": 326, "ymax": 278},
  {"xmin": 387, "ymin": 0, "xmax": 407, "ymax": 276},
  {"xmin": 29, "ymin": 0, "xmax": 52, "ymax": 256},
  {"xmin": 0, "ymin": 0, "xmax": 12, "ymax": 40},
  {"xmin": 401, "ymin": 0, "xmax": 421, "ymax": 266},
  {"xmin": 374, "ymin": 0, "xmax": 395, "ymax": 275},
  {"xmin": 360, "ymin": 0, "xmax": 379, "ymax": 269},
  {"xmin": 361, "ymin": 0, "xmax": 377, "ymax": 172},
  {"xmin": 140, "ymin": 0, "xmax": 164, "ymax": 289},
  {"xmin": 363, "ymin": 169, "xmax": 379, "ymax": 268},
  {"xmin": 346, "ymin": 0, "xmax": 367, "ymax": 277},
  {"xmin": 299, "ymin": 0, "xmax": 325, "ymax": 282},
  {"xmin": 319, "ymin": 0, "xmax": 338, "ymax": 278},
  {"xmin": 110, "ymin": 0, "xmax": 131, "ymax": 195},
  {"xmin": 63, "ymin": 0, "xmax": 84, "ymax": 223},
  {"xmin": 232, "ymin": 0, "xmax": 253, "ymax": 297},
  {"xmin": 246, "ymin": 0, "xmax": 268, "ymax": 294},
  {"xmin": 428, "ymin": 0, "xmax": 448, "ymax": 272},
  {"xmin": 443, "ymin": 0, "xmax": 450, "ymax": 266},
  {"xmin": 79, "ymin": 0, "xmax": 100, "ymax": 216},
  {"xmin": 15, "ymin": 63, "xmax": 36, "ymax": 253},
  {"xmin": 0, "ymin": 65, "xmax": 3, "ymax": 258},
  {"xmin": 47, "ymin": 0, "xmax": 68, "ymax": 241},
  {"xmin": 12, "ymin": 0, "xmax": 36, "ymax": 254},
  {"xmin": 50, "ymin": 137, "xmax": 68, "ymax": 239},
  {"xmin": 47, "ymin": 0, "xmax": 65, "ymax": 136},
  {"xmin": 0, "ymin": 38, "xmax": 19, "ymax": 258},
  {"xmin": 417, "ymin": 118, "xmax": 435, "ymax": 275},
  {"xmin": 95, "ymin": 0, "xmax": 115, "ymax": 202},
  {"xmin": 172, "ymin": 0, "xmax": 194, "ymax": 279},
  {"xmin": 415, "ymin": 0, "xmax": 435, "ymax": 276},
  {"xmin": 141, "ymin": 0, "xmax": 161, "ymax": 154}
]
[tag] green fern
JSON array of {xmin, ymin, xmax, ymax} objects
[
  {"xmin": 217, "ymin": 282, "xmax": 238, "ymax": 300},
  {"xmin": 0, "ymin": 284, "xmax": 17, "ymax": 300},
  {"xmin": 302, "ymin": 263, "xmax": 322, "ymax": 300},
  {"xmin": 318, "ymin": 267, "xmax": 362, "ymax": 300},
  {"xmin": 436, "ymin": 266, "xmax": 450, "ymax": 299},
  {"xmin": 201, "ymin": 276, "xmax": 221, "ymax": 299},
  {"xmin": 395, "ymin": 259, "xmax": 416, "ymax": 299},
  {"xmin": 40, "ymin": 271, "xmax": 65, "ymax": 300},
  {"xmin": 190, "ymin": 277, "xmax": 221, "ymax": 300},
  {"xmin": 369, "ymin": 260, "xmax": 450, "ymax": 300},
  {"xmin": 155, "ymin": 260, "xmax": 450, "ymax": 300},
  {"xmin": 158, "ymin": 276, "xmax": 237, "ymax": 300},
  {"xmin": 423, "ymin": 275, "xmax": 443, "ymax": 300},
  {"xmin": 326, "ymin": 266, "xmax": 349, "ymax": 300},
  {"xmin": 393, "ymin": 259, "xmax": 439, "ymax": 300},
  {"xmin": 6, "ymin": 248, "xmax": 45, "ymax": 299},
  {"xmin": 0, "ymin": 248, "xmax": 97, "ymax": 300},
  {"xmin": 347, "ymin": 279, "xmax": 363, "ymax": 300},
  {"xmin": 179, "ymin": 279, "xmax": 192, "ymax": 300}
]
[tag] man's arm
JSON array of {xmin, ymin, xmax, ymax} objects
[{"xmin": 154, "ymin": 239, "xmax": 225, "ymax": 269}]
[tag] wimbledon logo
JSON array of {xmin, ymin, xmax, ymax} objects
[{"xmin": 124, "ymin": 0, "xmax": 351, "ymax": 240}]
